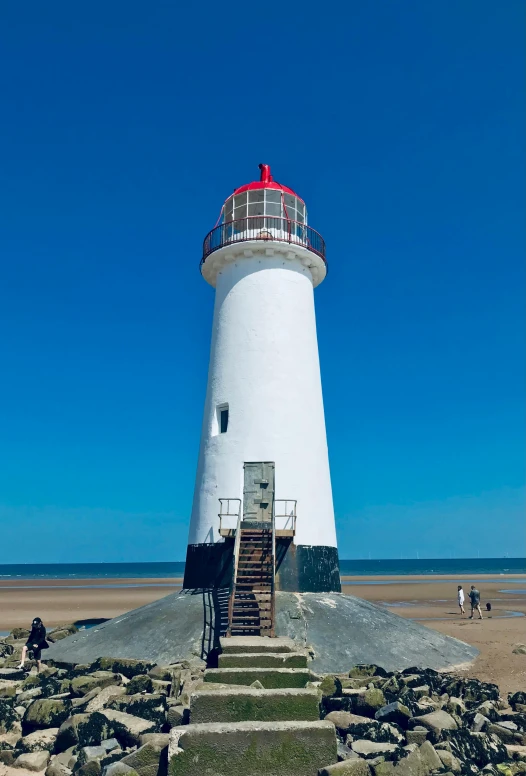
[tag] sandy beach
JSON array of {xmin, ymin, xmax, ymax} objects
[{"xmin": 1, "ymin": 574, "xmax": 525, "ymax": 694}]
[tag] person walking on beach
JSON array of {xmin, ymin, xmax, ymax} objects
[
  {"xmin": 17, "ymin": 617, "xmax": 49, "ymax": 672},
  {"xmin": 457, "ymin": 585, "xmax": 465, "ymax": 615},
  {"xmin": 469, "ymin": 585, "xmax": 483, "ymax": 620}
]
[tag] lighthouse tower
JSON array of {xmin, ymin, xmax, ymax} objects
[{"xmin": 184, "ymin": 164, "xmax": 340, "ymax": 595}]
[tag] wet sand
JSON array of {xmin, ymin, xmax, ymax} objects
[
  {"xmin": 1, "ymin": 575, "xmax": 525, "ymax": 693},
  {"xmin": 0, "ymin": 578, "xmax": 183, "ymax": 630},
  {"xmin": 340, "ymin": 576, "xmax": 526, "ymax": 695}
]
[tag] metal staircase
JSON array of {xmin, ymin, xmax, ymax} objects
[
  {"xmin": 222, "ymin": 462, "xmax": 298, "ymax": 638},
  {"xmin": 227, "ymin": 526, "xmax": 275, "ymax": 636}
]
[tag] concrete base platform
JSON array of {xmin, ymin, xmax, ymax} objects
[
  {"xmin": 168, "ymin": 720, "xmax": 337, "ymax": 776},
  {"xmin": 45, "ymin": 589, "xmax": 478, "ymax": 673}
]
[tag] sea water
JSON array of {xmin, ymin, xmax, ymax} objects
[{"xmin": 0, "ymin": 558, "xmax": 524, "ymax": 580}]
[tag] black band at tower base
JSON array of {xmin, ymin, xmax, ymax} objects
[{"xmin": 183, "ymin": 541, "xmax": 341, "ymax": 593}]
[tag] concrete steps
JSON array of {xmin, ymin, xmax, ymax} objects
[
  {"xmin": 219, "ymin": 636, "xmax": 297, "ymax": 654},
  {"xmin": 189, "ymin": 686, "xmax": 321, "ymax": 723},
  {"xmin": 204, "ymin": 666, "xmax": 313, "ymax": 688},
  {"xmin": 168, "ymin": 720, "xmax": 337, "ymax": 776},
  {"xmin": 166, "ymin": 634, "xmax": 338, "ymax": 774},
  {"xmin": 218, "ymin": 651, "xmax": 308, "ymax": 668}
]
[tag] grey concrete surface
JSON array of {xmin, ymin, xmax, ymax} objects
[{"xmin": 46, "ymin": 590, "xmax": 478, "ymax": 673}]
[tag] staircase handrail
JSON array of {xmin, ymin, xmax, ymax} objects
[
  {"xmin": 226, "ymin": 508, "xmax": 243, "ymax": 637},
  {"xmin": 218, "ymin": 497, "xmax": 241, "ymax": 534},
  {"xmin": 270, "ymin": 502, "xmax": 276, "ymax": 637},
  {"xmin": 273, "ymin": 499, "xmax": 297, "ymax": 534}
]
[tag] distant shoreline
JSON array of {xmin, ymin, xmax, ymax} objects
[{"xmin": 0, "ymin": 557, "xmax": 524, "ymax": 581}]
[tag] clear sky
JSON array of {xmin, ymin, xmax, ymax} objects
[{"xmin": 0, "ymin": 1, "xmax": 524, "ymax": 563}]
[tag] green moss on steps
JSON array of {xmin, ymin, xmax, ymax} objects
[
  {"xmin": 218, "ymin": 653, "xmax": 308, "ymax": 669},
  {"xmin": 204, "ymin": 668, "xmax": 311, "ymax": 689},
  {"xmin": 168, "ymin": 721, "xmax": 336, "ymax": 776},
  {"xmin": 190, "ymin": 688, "xmax": 320, "ymax": 724}
]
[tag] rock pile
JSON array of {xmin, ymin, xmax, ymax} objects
[
  {"xmin": 1, "ymin": 628, "xmax": 525, "ymax": 776},
  {"xmin": 319, "ymin": 664, "xmax": 526, "ymax": 775}
]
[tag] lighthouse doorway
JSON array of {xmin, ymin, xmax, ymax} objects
[{"xmin": 242, "ymin": 462, "xmax": 275, "ymax": 525}]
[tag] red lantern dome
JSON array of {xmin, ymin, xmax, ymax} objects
[{"xmin": 230, "ymin": 163, "xmax": 304, "ymax": 204}]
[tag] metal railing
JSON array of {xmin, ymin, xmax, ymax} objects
[
  {"xmin": 274, "ymin": 500, "xmax": 297, "ymax": 534},
  {"xmin": 218, "ymin": 498, "xmax": 241, "ymax": 534},
  {"xmin": 202, "ymin": 217, "xmax": 326, "ymax": 265},
  {"xmin": 270, "ymin": 505, "xmax": 276, "ymax": 638},
  {"xmin": 226, "ymin": 508, "xmax": 243, "ymax": 638}
]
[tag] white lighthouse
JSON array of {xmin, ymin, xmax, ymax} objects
[{"xmin": 184, "ymin": 164, "xmax": 340, "ymax": 594}]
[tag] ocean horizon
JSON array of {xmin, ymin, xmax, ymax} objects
[{"xmin": 0, "ymin": 558, "xmax": 524, "ymax": 580}]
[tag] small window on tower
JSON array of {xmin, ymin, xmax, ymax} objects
[{"xmin": 217, "ymin": 403, "xmax": 229, "ymax": 434}]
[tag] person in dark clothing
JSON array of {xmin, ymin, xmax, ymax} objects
[
  {"xmin": 469, "ymin": 586, "xmax": 483, "ymax": 620},
  {"xmin": 17, "ymin": 617, "xmax": 49, "ymax": 672}
]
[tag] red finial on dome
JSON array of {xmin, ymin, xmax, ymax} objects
[
  {"xmin": 259, "ymin": 163, "xmax": 273, "ymax": 183},
  {"xmin": 230, "ymin": 164, "xmax": 303, "ymax": 203}
]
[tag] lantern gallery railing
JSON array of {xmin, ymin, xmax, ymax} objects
[{"xmin": 202, "ymin": 216, "xmax": 326, "ymax": 264}]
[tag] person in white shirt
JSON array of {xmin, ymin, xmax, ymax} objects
[{"xmin": 457, "ymin": 585, "xmax": 465, "ymax": 615}]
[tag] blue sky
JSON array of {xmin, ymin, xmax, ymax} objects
[{"xmin": 0, "ymin": 1, "xmax": 524, "ymax": 563}]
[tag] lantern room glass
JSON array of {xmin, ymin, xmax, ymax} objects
[{"xmin": 223, "ymin": 190, "xmax": 307, "ymax": 225}]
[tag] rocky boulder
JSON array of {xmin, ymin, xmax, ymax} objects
[
  {"xmin": 445, "ymin": 728, "xmax": 508, "ymax": 768},
  {"xmin": 56, "ymin": 715, "xmax": 94, "ymax": 752},
  {"xmin": 94, "ymin": 660, "xmax": 155, "ymax": 680},
  {"xmin": 464, "ymin": 712, "xmax": 490, "ymax": 732},
  {"xmin": 354, "ymin": 689, "xmax": 387, "ymax": 718},
  {"xmin": 46, "ymin": 758, "xmax": 75, "ymax": 776},
  {"xmin": 47, "ymin": 626, "xmax": 78, "ymax": 644},
  {"xmin": 436, "ymin": 748, "xmax": 462, "ymax": 773},
  {"xmin": 408, "ymin": 709, "xmax": 458, "ymax": 742},
  {"xmin": 0, "ymin": 668, "xmax": 25, "ymax": 681},
  {"xmin": 96, "ymin": 710, "xmax": 157, "ymax": 747},
  {"xmin": 447, "ymin": 697, "xmax": 467, "ymax": 716},
  {"xmin": 17, "ymin": 687, "xmax": 44, "ymax": 704},
  {"xmin": 444, "ymin": 678, "xmax": 500, "ymax": 709},
  {"xmin": 120, "ymin": 740, "xmax": 167, "ymax": 776},
  {"xmin": 488, "ymin": 722, "xmax": 525, "ymax": 745},
  {"xmin": 9, "ymin": 629, "xmax": 30, "ymax": 641},
  {"xmin": 108, "ymin": 695, "xmax": 166, "ymax": 727},
  {"xmin": 349, "ymin": 665, "xmax": 388, "ymax": 680},
  {"xmin": 509, "ymin": 693, "xmax": 526, "ymax": 712},
  {"xmin": 24, "ymin": 699, "xmax": 71, "ymax": 730},
  {"xmin": 125, "ymin": 677, "xmax": 152, "ymax": 696},
  {"xmin": 350, "ymin": 739, "xmax": 402, "ymax": 761},
  {"xmin": 375, "ymin": 702, "xmax": 412, "ymax": 729},
  {"xmin": 71, "ymin": 673, "xmax": 121, "ymax": 698},
  {"xmin": 146, "ymin": 668, "xmax": 173, "ymax": 683},
  {"xmin": 84, "ymin": 687, "xmax": 126, "ymax": 715},
  {"xmin": 19, "ymin": 728, "xmax": 59, "ymax": 753},
  {"xmin": 15, "ymin": 751, "xmax": 50, "ymax": 771},
  {"xmin": 165, "ymin": 704, "xmax": 185, "ymax": 728}
]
